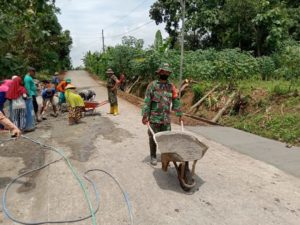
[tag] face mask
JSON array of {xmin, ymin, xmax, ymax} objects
[{"xmin": 159, "ymin": 75, "xmax": 169, "ymax": 81}]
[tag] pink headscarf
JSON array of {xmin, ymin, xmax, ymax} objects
[
  {"xmin": 0, "ymin": 80, "xmax": 13, "ymax": 92},
  {"xmin": 6, "ymin": 76, "xmax": 27, "ymax": 100}
]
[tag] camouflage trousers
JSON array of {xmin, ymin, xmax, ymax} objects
[
  {"xmin": 148, "ymin": 123, "xmax": 171, "ymax": 158},
  {"xmin": 107, "ymin": 89, "xmax": 118, "ymax": 106}
]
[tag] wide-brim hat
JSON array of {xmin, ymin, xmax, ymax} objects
[
  {"xmin": 28, "ymin": 66, "xmax": 36, "ymax": 72},
  {"xmin": 156, "ymin": 63, "xmax": 172, "ymax": 75},
  {"xmin": 106, "ymin": 68, "xmax": 114, "ymax": 74},
  {"xmin": 65, "ymin": 84, "xmax": 76, "ymax": 90}
]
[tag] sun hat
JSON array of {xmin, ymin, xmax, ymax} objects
[
  {"xmin": 65, "ymin": 84, "xmax": 76, "ymax": 90},
  {"xmin": 28, "ymin": 66, "xmax": 36, "ymax": 71},
  {"xmin": 106, "ymin": 68, "xmax": 114, "ymax": 74}
]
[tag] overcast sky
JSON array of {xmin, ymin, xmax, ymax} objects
[{"xmin": 56, "ymin": 0, "xmax": 167, "ymax": 67}]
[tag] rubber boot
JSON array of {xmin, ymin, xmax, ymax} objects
[
  {"xmin": 113, "ymin": 105, "xmax": 119, "ymax": 116},
  {"xmin": 109, "ymin": 106, "xmax": 114, "ymax": 114}
]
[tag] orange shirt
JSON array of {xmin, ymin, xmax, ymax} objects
[{"xmin": 56, "ymin": 81, "xmax": 68, "ymax": 93}]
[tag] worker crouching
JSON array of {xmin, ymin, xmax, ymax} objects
[{"xmin": 65, "ymin": 84, "xmax": 85, "ymax": 125}]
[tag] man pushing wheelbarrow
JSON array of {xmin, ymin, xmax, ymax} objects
[{"xmin": 142, "ymin": 63, "xmax": 208, "ymax": 191}]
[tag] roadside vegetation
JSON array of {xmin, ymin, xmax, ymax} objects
[
  {"xmin": 84, "ymin": 0, "xmax": 300, "ymax": 145},
  {"xmin": 0, "ymin": 0, "xmax": 72, "ymax": 78}
]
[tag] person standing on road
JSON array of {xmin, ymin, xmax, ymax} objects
[
  {"xmin": 6, "ymin": 76, "xmax": 27, "ymax": 131},
  {"xmin": 106, "ymin": 68, "xmax": 120, "ymax": 116},
  {"xmin": 119, "ymin": 73, "xmax": 126, "ymax": 92},
  {"xmin": 142, "ymin": 63, "xmax": 183, "ymax": 165},
  {"xmin": 24, "ymin": 67, "xmax": 41, "ymax": 122},
  {"xmin": 57, "ymin": 76, "xmax": 71, "ymax": 111},
  {"xmin": 0, "ymin": 80, "xmax": 12, "ymax": 114},
  {"xmin": 51, "ymin": 72, "xmax": 60, "ymax": 88}
]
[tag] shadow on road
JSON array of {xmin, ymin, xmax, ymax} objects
[{"xmin": 143, "ymin": 155, "xmax": 205, "ymax": 194}]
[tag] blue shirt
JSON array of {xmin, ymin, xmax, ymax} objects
[
  {"xmin": 42, "ymin": 88, "xmax": 56, "ymax": 99},
  {"xmin": 51, "ymin": 76, "xmax": 60, "ymax": 85}
]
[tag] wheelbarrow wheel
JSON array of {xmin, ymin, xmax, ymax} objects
[{"xmin": 176, "ymin": 162, "xmax": 196, "ymax": 192}]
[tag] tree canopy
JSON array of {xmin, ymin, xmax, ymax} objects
[
  {"xmin": 0, "ymin": 0, "xmax": 72, "ymax": 77},
  {"xmin": 150, "ymin": 0, "xmax": 300, "ymax": 55}
]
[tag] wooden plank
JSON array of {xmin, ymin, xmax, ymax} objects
[
  {"xmin": 211, "ymin": 92, "xmax": 237, "ymax": 123},
  {"xmin": 188, "ymin": 84, "xmax": 220, "ymax": 113}
]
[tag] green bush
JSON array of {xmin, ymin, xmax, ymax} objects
[
  {"xmin": 271, "ymin": 84, "xmax": 290, "ymax": 96},
  {"xmin": 83, "ymin": 36, "xmax": 300, "ymax": 85},
  {"xmin": 192, "ymin": 84, "xmax": 210, "ymax": 104},
  {"xmin": 257, "ymin": 56, "xmax": 276, "ymax": 80}
]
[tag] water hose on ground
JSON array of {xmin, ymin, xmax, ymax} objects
[{"xmin": 1, "ymin": 136, "xmax": 134, "ymax": 225}]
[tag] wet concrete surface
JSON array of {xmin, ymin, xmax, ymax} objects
[
  {"xmin": 37, "ymin": 113, "xmax": 133, "ymax": 162},
  {"xmin": 0, "ymin": 138, "xmax": 45, "ymax": 192}
]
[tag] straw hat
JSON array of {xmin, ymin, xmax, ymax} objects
[
  {"xmin": 65, "ymin": 84, "xmax": 76, "ymax": 90},
  {"xmin": 106, "ymin": 68, "xmax": 114, "ymax": 74}
]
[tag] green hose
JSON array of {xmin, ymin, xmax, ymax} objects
[{"xmin": 21, "ymin": 136, "xmax": 97, "ymax": 225}]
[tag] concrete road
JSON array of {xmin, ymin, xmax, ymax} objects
[
  {"xmin": 0, "ymin": 70, "xmax": 300, "ymax": 225},
  {"xmin": 187, "ymin": 126, "xmax": 300, "ymax": 178}
]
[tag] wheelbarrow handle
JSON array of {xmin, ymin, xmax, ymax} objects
[
  {"xmin": 147, "ymin": 122, "xmax": 155, "ymax": 137},
  {"xmin": 148, "ymin": 121, "xmax": 184, "ymax": 133}
]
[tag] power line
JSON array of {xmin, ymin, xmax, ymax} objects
[
  {"xmin": 74, "ymin": 21, "xmax": 155, "ymax": 52},
  {"xmin": 103, "ymin": 0, "xmax": 150, "ymax": 30},
  {"xmin": 106, "ymin": 21, "xmax": 154, "ymax": 39},
  {"xmin": 71, "ymin": 21, "xmax": 154, "ymax": 39}
]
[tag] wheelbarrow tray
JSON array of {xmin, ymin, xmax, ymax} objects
[
  {"xmin": 154, "ymin": 130, "xmax": 208, "ymax": 191},
  {"xmin": 84, "ymin": 100, "xmax": 108, "ymax": 115},
  {"xmin": 84, "ymin": 101, "xmax": 100, "ymax": 109},
  {"xmin": 155, "ymin": 131, "xmax": 208, "ymax": 162}
]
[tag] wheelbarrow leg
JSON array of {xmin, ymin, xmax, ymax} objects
[
  {"xmin": 174, "ymin": 162, "xmax": 196, "ymax": 192},
  {"xmin": 191, "ymin": 160, "xmax": 198, "ymax": 176}
]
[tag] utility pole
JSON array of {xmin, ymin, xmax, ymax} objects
[
  {"xmin": 179, "ymin": 0, "xmax": 185, "ymax": 97},
  {"xmin": 102, "ymin": 29, "xmax": 105, "ymax": 53}
]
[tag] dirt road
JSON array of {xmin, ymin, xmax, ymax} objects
[{"xmin": 1, "ymin": 70, "xmax": 300, "ymax": 225}]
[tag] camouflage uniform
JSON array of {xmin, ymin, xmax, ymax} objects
[
  {"xmin": 107, "ymin": 74, "xmax": 118, "ymax": 106},
  {"xmin": 142, "ymin": 80, "xmax": 182, "ymax": 158}
]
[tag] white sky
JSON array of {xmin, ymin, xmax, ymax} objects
[{"xmin": 56, "ymin": 0, "xmax": 167, "ymax": 67}]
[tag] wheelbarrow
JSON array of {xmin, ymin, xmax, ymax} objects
[
  {"xmin": 84, "ymin": 100, "xmax": 108, "ymax": 115},
  {"xmin": 148, "ymin": 122, "xmax": 208, "ymax": 192}
]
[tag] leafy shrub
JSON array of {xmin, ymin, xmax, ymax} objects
[
  {"xmin": 192, "ymin": 84, "xmax": 210, "ymax": 103},
  {"xmin": 257, "ymin": 56, "xmax": 276, "ymax": 80},
  {"xmin": 83, "ymin": 36, "xmax": 299, "ymax": 85},
  {"xmin": 272, "ymin": 41, "xmax": 300, "ymax": 81},
  {"xmin": 271, "ymin": 84, "xmax": 290, "ymax": 96}
]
